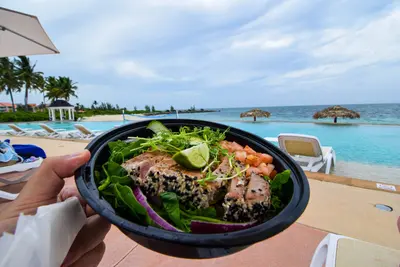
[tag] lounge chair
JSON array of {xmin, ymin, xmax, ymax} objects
[
  {"xmin": 275, "ymin": 133, "xmax": 336, "ymax": 174},
  {"xmin": 310, "ymin": 233, "xmax": 400, "ymax": 267},
  {"xmin": 7, "ymin": 124, "xmax": 45, "ymax": 136},
  {"xmin": 0, "ymin": 157, "xmax": 43, "ymax": 200},
  {"xmin": 74, "ymin": 124, "xmax": 103, "ymax": 140},
  {"xmin": 39, "ymin": 124, "xmax": 78, "ymax": 139}
]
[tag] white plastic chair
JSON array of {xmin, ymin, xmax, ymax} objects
[
  {"xmin": 7, "ymin": 124, "xmax": 45, "ymax": 137},
  {"xmin": 310, "ymin": 234, "xmax": 352, "ymax": 267},
  {"xmin": 74, "ymin": 124, "xmax": 102, "ymax": 140},
  {"xmin": 39, "ymin": 124, "xmax": 78, "ymax": 138},
  {"xmin": 277, "ymin": 133, "xmax": 336, "ymax": 174}
]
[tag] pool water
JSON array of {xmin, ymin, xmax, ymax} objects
[{"xmin": 1, "ymin": 120, "xmax": 399, "ymax": 168}]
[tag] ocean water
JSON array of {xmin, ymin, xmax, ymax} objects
[
  {"xmin": 1, "ymin": 103, "xmax": 399, "ymax": 184},
  {"xmin": 172, "ymin": 103, "xmax": 400, "ymax": 125}
]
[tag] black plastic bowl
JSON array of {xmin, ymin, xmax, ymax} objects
[{"xmin": 75, "ymin": 119, "xmax": 309, "ymax": 259}]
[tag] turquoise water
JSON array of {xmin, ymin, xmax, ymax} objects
[
  {"xmin": 1, "ymin": 118, "xmax": 400, "ymax": 169},
  {"xmin": 1, "ymin": 103, "xmax": 399, "ymax": 176}
]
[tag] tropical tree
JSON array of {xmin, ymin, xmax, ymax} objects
[
  {"xmin": 144, "ymin": 105, "xmax": 151, "ymax": 112},
  {"xmin": 36, "ymin": 75, "xmax": 46, "ymax": 104},
  {"xmin": 170, "ymin": 105, "xmax": 175, "ymax": 112},
  {"xmin": 92, "ymin": 100, "xmax": 98, "ymax": 109},
  {"xmin": 0, "ymin": 58, "xmax": 22, "ymax": 112},
  {"xmin": 14, "ymin": 56, "xmax": 43, "ymax": 110},
  {"xmin": 44, "ymin": 76, "xmax": 78, "ymax": 102},
  {"xmin": 151, "ymin": 105, "xmax": 156, "ymax": 112},
  {"xmin": 134, "ymin": 106, "xmax": 137, "ymax": 111},
  {"xmin": 57, "ymin": 76, "xmax": 77, "ymax": 101},
  {"xmin": 44, "ymin": 76, "xmax": 62, "ymax": 101}
]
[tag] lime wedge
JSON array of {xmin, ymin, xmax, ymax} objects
[
  {"xmin": 172, "ymin": 143, "xmax": 210, "ymax": 169},
  {"xmin": 189, "ymin": 136, "xmax": 204, "ymax": 146}
]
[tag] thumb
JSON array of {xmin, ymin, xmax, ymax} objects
[{"xmin": 17, "ymin": 150, "xmax": 91, "ymax": 202}]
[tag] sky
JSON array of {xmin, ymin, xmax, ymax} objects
[{"xmin": 1, "ymin": 0, "xmax": 400, "ymax": 110}]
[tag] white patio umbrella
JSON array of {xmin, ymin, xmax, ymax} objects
[{"xmin": 0, "ymin": 7, "xmax": 59, "ymax": 57}]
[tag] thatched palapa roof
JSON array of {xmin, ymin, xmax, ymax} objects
[
  {"xmin": 313, "ymin": 105, "xmax": 360, "ymax": 119},
  {"xmin": 240, "ymin": 108, "xmax": 271, "ymax": 119}
]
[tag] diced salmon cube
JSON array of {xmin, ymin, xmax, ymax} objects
[
  {"xmin": 258, "ymin": 153, "xmax": 273, "ymax": 164},
  {"xmin": 245, "ymin": 154, "xmax": 262, "ymax": 167},
  {"xmin": 231, "ymin": 142, "xmax": 244, "ymax": 152},
  {"xmin": 244, "ymin": 145, "xmax": 257, "ymax": 155},
  {"xmin": 246, "ymin": 166, "xmax": 261, "ymax": 177},
  {"xmin": 235, "ymin": 151, "xmax": 247, "ymax": 162}
]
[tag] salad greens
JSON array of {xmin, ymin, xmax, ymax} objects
[{"xmin": 95, "ymin": 121, "xmax": 292, "ymax": 232}]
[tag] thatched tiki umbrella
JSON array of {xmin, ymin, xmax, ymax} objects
[
  {"xmin": 313, "ymin": 105, "xmax": 360, "ymax": 123},
  {"xmin": 240, "ymin": 108, "xmax": 271, "ymax": 122}
]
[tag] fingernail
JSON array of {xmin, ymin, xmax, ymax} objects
[{"xmin": 66, "ymin": 152, "xmax": 83, "ymax": 158}]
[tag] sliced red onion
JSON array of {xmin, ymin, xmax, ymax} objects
[
  {"xmin": 132, "ymin": 187, "xmax": 182, "ymax": 232},
  {"xmin": 190, "ymin": 220, "xmax": 258, "ymax": 234}
]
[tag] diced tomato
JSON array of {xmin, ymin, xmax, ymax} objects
[
  {"xmin": 235, "ymin": 151, "xmax": 247, "ymax": 162},
  {"xmin": 270, "ymin": 170, "xmax": 277, "ymax": 179},
  {"xmin": 246, "ymin": 167, "xmax": 261, "ymax": 177},
  {"xmin": 245, "ymin": 154, "xmax": 262, "ymax": 167},
  {"xmin": 244, "ymin": 145, "xmax": 257, "ymax": 155},
  {"xmin": 258, "ymin": 153, "xmax": 273, "ymax": 164}
]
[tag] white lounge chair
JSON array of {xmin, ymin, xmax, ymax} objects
[
  {"xmin": 274, "ymin": 133, "xmax": 336, "ymax": 174},
  {"xmin": 0, "ymin": 157, "xmax": 43, "ymax": 200},
  {"xmin": 39, "ymin": 124, "xmax": 79, "ymax": 139},
  {"xmin": 310, "ymin": 233, "xmax": 400, "ymax": 267},
  {"xmin": 7, "ymin": 124, "xmax": 45, "ymax": 137},
  {"xmin": 74, "ymin": 124, "xmax": 102, "ymax": 140}
]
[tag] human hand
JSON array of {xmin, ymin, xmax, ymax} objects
[{"xmin": 0, "ymin": 151, "xmax": 111, "ymax": 267}]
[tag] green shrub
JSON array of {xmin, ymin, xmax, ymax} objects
[{"xmin": 0, "ymin": 111, "xmax": 50, "ymax": 122}]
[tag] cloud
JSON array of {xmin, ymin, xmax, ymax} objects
[
  {"xmin": 113, "ymin": 60, "xmax": 159, "ymax": 79},
  {"xmin": 231, "ymin": 36, "xmax": 294, "ymax": 50},
  {"xmin": 1, "ymin": 0, "xmax": 399, "ymax": 109}
]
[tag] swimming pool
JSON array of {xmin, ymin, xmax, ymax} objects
[{"xmin": 1, "ymin": 120, "xmax": 399, "ymax": 169}]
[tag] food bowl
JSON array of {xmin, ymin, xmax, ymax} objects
[{"xmin": 75, "ymin": 119, "xmax": 309, "ymax": 259}]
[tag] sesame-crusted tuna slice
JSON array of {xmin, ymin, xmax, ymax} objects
[
  {"xmin": 204, "ymin": 157, "xmax": 231, "ymax": 203},
  {"xmin": 144, "ymin": 158, "xmax": 178, "ymax": 195},
  {"xmin": 122, "ymin": 151, "xmax": 168, "ymax": 186},
  {"xmin": 222, "ymin": 166, "xmax": 250, "ymax": 222},
  {"xmin": 245, "ymin": 172, "xmax": 271, "ymax": 221}
]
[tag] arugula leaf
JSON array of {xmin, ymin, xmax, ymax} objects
[
  {"xmin": 271, "ymin": 195, "xmax": 282, "ymax": 210},
  {"xmin": 270, "ymin": 170, "xmax": 291, "ymax": 192},
  {"xmin": 160, "ymin": 192, "xmax": 189, "ymax": 231},
  {"xmin": 114, "ymin": 184, "xmax": 151, "ymax": 225},
  {"xmin": 269, "ymin": 170, "xmax": 291, "ymax": 211},
  {"xmin": 107, "ymin": 161, "xmax": 127, "ymax": 176}
]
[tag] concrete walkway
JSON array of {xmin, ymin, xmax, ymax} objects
[{"xmin": 1, "ymin": 136, "xmax": 400, "ymax": 266}]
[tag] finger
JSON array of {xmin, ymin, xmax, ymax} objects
[
  {"xmin": 59, "ymin": 186, "xmax": 86, "ymax": 206},
  {"xmin": 62, "ymin": 215, "xmax": 111, "ymax": 266},
  {"xmin": 66, "ymin": 242, "xmax": 106, "ymax": 267},
  {"xmin": 18, "ymin": 150, "xmax": 91, "ymax": 202},
  {"xmin": 59, "ymin": 186, "xmax": 96, "ymax": 217}
]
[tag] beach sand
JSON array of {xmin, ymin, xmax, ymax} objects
[
  {"xmin": 82, "ymin": 114, "xmax": 146, "ymax": 122},
  {"xmin": 1, "ymin": 135, "xmax": 399, "ymax": 266}
]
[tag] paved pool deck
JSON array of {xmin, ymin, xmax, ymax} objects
[{"xmin": 1, "ymin": 136, "xmax": 399, "ymax": 266}]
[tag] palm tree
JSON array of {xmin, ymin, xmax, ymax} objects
[
  {"xmin": 58, "ymin": 76, "xmax": 77, "ymax": 101},
  {"xmin": 36, "ymin": 74, "xmax": 46, "ymax": 104},
  {"xmin": 44, "ymin": 76, "xmax": 78, "ymax": 102},
  {"xmin": 0, "ymin": 58, "xmax": 22, "ymax": 112},
  {"xmin": 14, "ymin": 56, "xmax": 43, "ymax": 110},
  {"xmin": 45, "ymin": 76, "xmax": 62, "ymax": 102}
]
